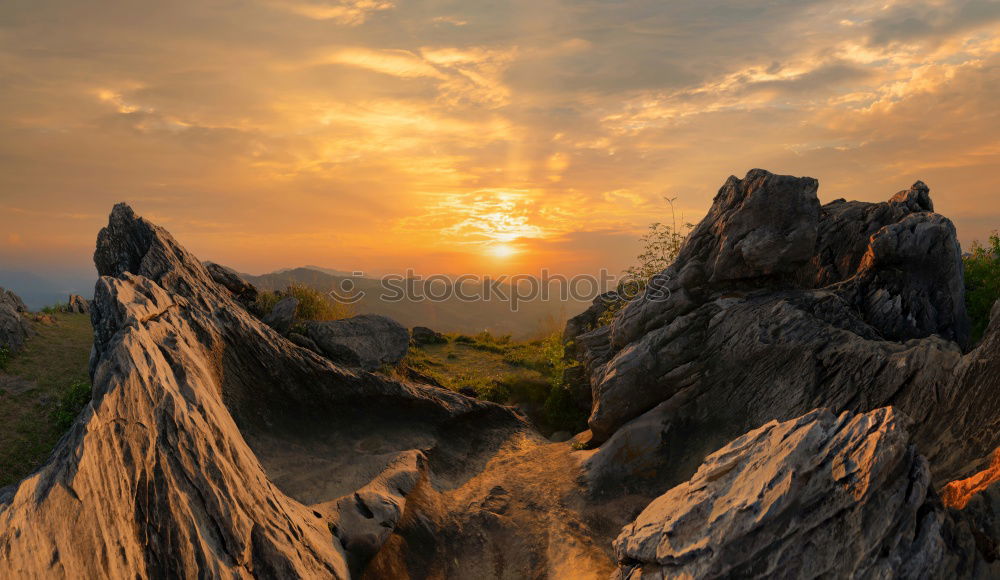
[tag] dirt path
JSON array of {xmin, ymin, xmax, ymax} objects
[{"xmin": 367, "ymin": 432, "xmax": 650, "ymax": 579}]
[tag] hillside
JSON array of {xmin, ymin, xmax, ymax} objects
[
  {"xmin": 0, "ymin": 312, "xmax": 92, "ymax": 487},
  {"xmin": 245, "ymin": 267, "xmax": 588, "ymax": 340}
]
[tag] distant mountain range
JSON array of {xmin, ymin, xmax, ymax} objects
[
  {"xmin": 244, "ymin": 267, "xmax": 591, "ymax": 339},
  {"xmin": 0, "ymin": 265, "xmax": 592, "ymax": 338},
  {"xmin": 0, "ymin": 270, "xmax": 97, "ymax": 311}
]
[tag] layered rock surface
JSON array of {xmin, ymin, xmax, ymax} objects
[
  {"xmin": 613, "ymin": 408, "xmax": 997, "ymax": 579},
  {"xmin": 0, "ymin": 204, "xmax": 531, "ymax": 578},
  {"xmin": 305, "ymin": 314, "xmax": 410, "ymax": 371},
  {"xmin": 573, "ymin": 169, "xmax": 985, "ymax": 497}
]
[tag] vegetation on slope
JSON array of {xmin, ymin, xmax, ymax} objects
[
  {"xmin": 0, "ymin": 311, "xmax": 93, "ymax": 487},
  {"xmin": 397, "ymin": 331, "xmax": 586, "ymax": 435},
  {"xmin": 964, "ymin": 231, "xmax": 1000, "ymax": 344},
  {"xmin": 598, "ymin": 197, "xmax": 692, "ymax": 327},
  {"xmin": 255, "ymin": 283, "xmax": 353, "ymax": 324}
]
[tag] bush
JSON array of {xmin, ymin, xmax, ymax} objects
[
  {"xmin": 255, "ymin": 284, "xmax": 353, "ymax": 322},
  {"xmin": 0, "ymin": 345, "xmax": 9, "ymax": 371},
  {"xmin": 964, "ymin": 232, "xmax": 1000, "ymax": 344},
  {"xmin": 41, "ymin": 303, "xmax": 66, "ymax": 315},
  {"xmin": 52, "ymin": 378, "xmax": 92, "ymax": 431}
]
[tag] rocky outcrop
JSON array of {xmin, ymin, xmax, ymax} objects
[
  {"xmin": 574, "ymin": 169, "xmax": 981, "ymax": 497},
  {"xmin": 613, "ymin": 407, "xmax": 996, "ymax": 578},
  {"xmin": 0, "ymin": 287, "xmax": 32, "ymax": 352},
  {"xmin": 263, "ymin": 295, "xmax": 298, "ymax": 335},
  {"xmin": 306, "ymin": 314, "xmax": 410, "ymax": 371},
  {"xmin": 204, "ymin": 261, "xmax": 259, "ymax": 311},
  {"xmin": 0, "ymin": 203, "xmax": 527, "ymax": 578},
  {"xmin": 1, "ymin": 288, "xmax": 27, "ymax": 313},
  {"xmin": 411, "ymin": 326, "xmax": 447, "ymax": 345},
  {"xmin": 65, "ymin": 293, "xmax": 90, "ymax": 314}
]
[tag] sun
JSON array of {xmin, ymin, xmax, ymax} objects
[{"xmin": 487, "ymin": 243, "xmax": 517, "ymax": 258}]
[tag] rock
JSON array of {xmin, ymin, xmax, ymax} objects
[
  {"xmin": 0, "ymin": 287, "xmax": 32, "ymax": 353},
  {"xmin": 204, "ymin": 261, "xmax": 258, "ymax": 311},
  {"xmin": 263, "ymin": 296, "xmax": 298, "ymax": 335},
  {"xmin": 573, "ymin": 170, "xmax": 980, "ymax": 497},
  {"xmin": 411, "ymin": 326, "xmax": 447, "ymax": 345},
  {"xmin": 65, "ymin": 294, "xmax": 90, "ymax": 314},
  {"xmin": 613, "ymin": 407, "xmax": 994, "ymax": 579},
  {"xmin": 305, "ymin": 314, "xmax": 410, "ymax": 371},
  {"xmin": 0, "ymin": 203, "xmax": 527, "ymax": 578},
  {"xmin": 1, "ymin": 287, "xmax": 27, "ymax": 313},
  {"xmin": 563, "ymin": 291, "xmax": 622, "ymax": 346},
  {"xmin": 288, "ymin": 330, "xmax": 321, "ymax": 354}
]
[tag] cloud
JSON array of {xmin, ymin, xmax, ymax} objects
[
  {"xmin": 268, "ymin": 0, "xmax": 394, "ymax": 25},
  {"xmin": 0, "ymin": 0, "xmax": 996, "ymax": 279}
]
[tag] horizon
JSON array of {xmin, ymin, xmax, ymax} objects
[{"xmin": 1, "ymin": 0, "xmax": 998, "ymax": 284}]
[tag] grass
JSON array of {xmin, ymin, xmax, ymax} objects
[
  {"xmin": 255, "ymin": 283, "xmax": 353, "ymax": 326},
  {"xmin": 395, "ymin": 331, "xmax": 587, "ymax": 435},
  {"xmin": 0, "ymin": 311, "xmax": 93, "ymax": 488},
  {"xmin": 40, "ymin": 302, "xmax": 66, "ymax": 315}
]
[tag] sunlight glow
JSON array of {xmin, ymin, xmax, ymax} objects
[{"xmin": 487, "ymin": 243, "xmax": 517, "ymax": 259}]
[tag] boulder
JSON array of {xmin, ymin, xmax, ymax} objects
[
  {"xmin": 204, "ymin": 261, "xmax": 258, "ymax": 311},
  {"xmin": 1, "ymin": 287, "xmax": 27, "ymax": 313},
  {"xmin": 65, "ymin": 294, "xmax": 90, "ymax": 314},
  {"xmin": 0, "ymin": 203, "xmax": 527, "ymax": 578},
  {"xmin": 306, "ymin": 314, "xmax": 409, "ymax": 371},
  {"xmin": 574, "ymin": 169, "xmax": 981, "ymax": 497},
  {"xmin": 411, "ymin": 326, "xmax": 447, "ymax": 345},
  {"xmin": 0, "ymin": 287, "xmax": 32, "ymax": 353},
  {"xmin": 613, "ymin": 407, "xmax": 995, "ymax": 578},
  {"xmin": 288, "ymin": 330, "xmax": 321, "ymax": 354},
  {"xmin": 263, "ymin": 295, "xmax": 298, "ymax": 335}
]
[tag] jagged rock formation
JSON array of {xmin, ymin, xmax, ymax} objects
[
  {"xmin": 205, "ymin": 261, "xmax": 259, "ymax": 311},
  {"xmin": 0, "ymin": 203, "xmax": 529, "ymax": 578},
  {"xmin": 613, "ymin": 408, "xmax": 996, "ymax": 578},
  {"xmin": 305, "ymin": 314, "xmax": 410, "ymax": 371},
  {"xmin": 0, "ymin": 287, "xmax": 32, "ymax": 352},
  {"xmin": 65, "ymin": 293, "xmax": 90, "ymax": 314},
  {"xmin": 571, "ymin": 169, "xmax": 984, "ymax": 497}
]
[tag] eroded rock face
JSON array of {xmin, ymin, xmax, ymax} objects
[
  {"xmin": 204, "ymin": 261, "xmax": 259, "ymax": 311},
  {"xmin": 0, "ymin": 203, "xmax": 527, "ymax": 578},
  {"xmin": 576, "ymin": 169, "xmax": 978, "ymax": 496},
  {"xmin": 613, "ymin": 408, "xmax": 995, "ymax": 579},
  {"xmin": 0, "ymin": 287, "xmax": 32, "ymax": 352},
  {"xmin": 306, "ymin": 314, "xmax": 409, "ymax": 371}
]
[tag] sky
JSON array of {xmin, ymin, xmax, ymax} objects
[{"xmin": 0, "ymin": 0, "xmax": 998, "ymax": 281}]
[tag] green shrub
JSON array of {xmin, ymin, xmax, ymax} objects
[
  {"xmin": 0, "ymin": 345, "xmax": 9, "ymax": 371},
  {"xmin": 964, "ymin": 232, "xmax": 1000, "ymax": 344},
  {"xmin": 255, "ymin": 284, "xmax": 353, "ymax": 322},
  {"xmin": 41, "ymin": 303, "xmax": 66, "ymax": 315},
  {"xmin": 254, "ymin": 291, "xmax": 282, "ymax": 317},
  {"xmin": 52, "ymin": 378, "xmax": 92, "ymax": 432},
  {"xmin": 544, "ymin": 383, "xmax": 585, "ymax": 433}
]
